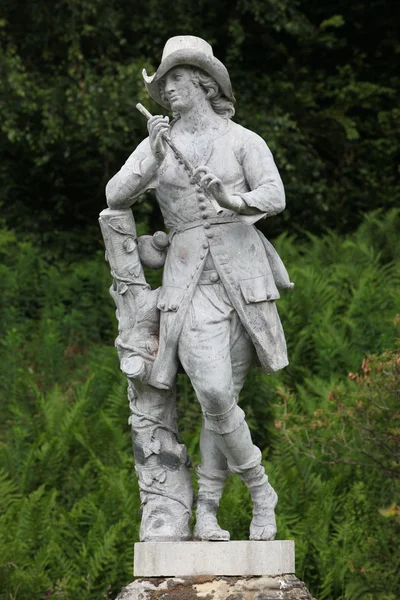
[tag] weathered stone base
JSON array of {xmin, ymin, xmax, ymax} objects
[
  {"xmin": 115, "ymin": 575, "xmax": 317, "ymax": 600},
  {"xmin": 134, "ymin": 541, "xmax": 294, "ymax": 577}
]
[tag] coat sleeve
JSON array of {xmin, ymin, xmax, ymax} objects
[
  {"xmin": 235, "ymin": 131, "xmax": 286, "ymax": 225},
  {"xmin": 105, "ymin": 137, "xmax": 158, "ymax": 209}
]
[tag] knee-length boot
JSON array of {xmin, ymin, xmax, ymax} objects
[
  {"xmin": 193, "ymin": 467, "xmax": 230, "ymax": 541},
  {"xmin": 239, "ymin": 464, "xmax": 278, "ymax": 541},
  {"xmin": 213, "ymin": 421, "xmax": 278, "ymax": 541}
]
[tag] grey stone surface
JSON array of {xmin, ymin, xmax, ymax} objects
[
  {"xmin": 115, "ymin": 574, "xmax": 316, "ymax": 600},
  {"xmin": 99, "ymin": 208, "xmax": 193, "ymax": 542},
  {"xmin": 134, "ymin": 541, "xmax": 295, "ymax": 577},
  {"xmin": 101, "ymin": 35, "xmax": 293, "ymax": 543}
]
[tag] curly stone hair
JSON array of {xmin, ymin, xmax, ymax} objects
[{"xmin": 159, "ymin": 66, "xmax": 235, "ymax": 119}]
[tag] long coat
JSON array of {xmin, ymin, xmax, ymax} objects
[{"xmin": 106, "ymin": 119, "xmax": 289, "ymax": 390}]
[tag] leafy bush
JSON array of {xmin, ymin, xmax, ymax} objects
[{"xmin": 270, "ymin": 347, "xmax": 400, "ymax": 600}]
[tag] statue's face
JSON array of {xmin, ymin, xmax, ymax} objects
[{"xmin": 162, "ymin": 66, "xmax": 206, "ymax": 113}]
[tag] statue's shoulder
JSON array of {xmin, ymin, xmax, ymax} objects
[{"xmin": 228, "ymin": 120, "xmax": 271, "ymax": 156}]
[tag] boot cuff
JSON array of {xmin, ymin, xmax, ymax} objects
[
  {"xmin": 228, "ymin": 447, "xmax": 262, "ymax": 474},
  {"xmin": 196, "ymin": 466, "xmax": 229, "ymax": 482}
]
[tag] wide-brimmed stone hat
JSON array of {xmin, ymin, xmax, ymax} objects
[{"xmin": 142, "ymin": 35, "xmax": 235, "ymax": 110}]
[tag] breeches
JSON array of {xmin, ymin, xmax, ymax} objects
[{"xmin": 178, "ymin": 282, "xmax": 255, "ymax": 434}]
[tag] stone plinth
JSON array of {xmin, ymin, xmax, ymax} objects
[
  {"xmin": 115, "ymin": 575, "xmax": 316, "ymax": 600},
  {"xmin": 134, "ymin": 541, "xmax": 295, "ymax": 577}
]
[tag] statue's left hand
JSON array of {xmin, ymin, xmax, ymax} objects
[{"xmin": 192, "ymin": 166, "xmax": 240, "ymax": 212}]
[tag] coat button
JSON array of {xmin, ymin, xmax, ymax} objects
[
  {"xmin": 205, "ymin": 231, "xmax": 213, "ymax": 238},
  {"xmin": 171, "ymin": 304, "xmax": 178, "ymax": 311},
  {"xmin": 197, "ymin": 193, "xmax": 206, "ymax": 201},
  {"xmin": 199, "ymin": 203, "xmax": 206, "ymax": 210},
  {"xmin": 210, "ymin": 272, "xmax": 219, "ymax": 283},
  {"xmin": 159, "ymin": 302, "xmax": 165, "ymax": 309},
  {"xmin": 201, "ymin": 213, "xmax": 208, "ymax": 220},
  {"xmin": 202, "ymin": 242, "xmax": 209, "ymax": 249},
  {"xmin": 204, "ymin": 222, "xmax": 211, "ymax": 229},
  {"xmin": 200, "ymin": 253, "xmax": 205, "ymax": 259}
]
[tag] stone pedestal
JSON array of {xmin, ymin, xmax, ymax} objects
[
  {"xmin": 134, "ymin": 541, "xmax": 295, "ymax": 577},
  {"xmin": 115, "ymin": 541, "xmax": 317, "ymax": 600},
  {"xmin": 115, "ymin": 575, "xmax": 316, "ymax": 600}
]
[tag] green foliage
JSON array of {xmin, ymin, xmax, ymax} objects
[
  {"xmin": 0, "ymin": 361, "xmax": 140, "ymax": 598},
  {"xmin": 0, "ymin": 210, "xmax": 399, "ymax": 598},
  {"xmin": 274, "ymin": 208, "xmax": 400, "ymax": 386},
  {"xmin": 270, "ymin": 350, "xmax": 400, "ymax": 600},
  {"xmin": 0, "ymin": 1, "xmax": 399, "ymax": 255}
]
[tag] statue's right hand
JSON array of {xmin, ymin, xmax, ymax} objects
[{"xmin": 148, "ymin": 115, "xmax": 169, "ymax": 164}]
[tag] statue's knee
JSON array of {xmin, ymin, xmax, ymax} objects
[
  {"xmin": 203, "ymin": 402, "xmax": 245, "ymax": 434},
  {"xmin": 199, "ymin": 382, "xmax": 229, "ymax": 406}
]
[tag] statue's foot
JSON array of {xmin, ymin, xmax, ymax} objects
[
  {"xmin": 250, "ymin": 522, "xmax": 277, "ymax": 541},
  {"xmin": 249, "ymin": 486, "xmax": 278, "ymax": 541},
  {"xmin": 194, "ymin": 513, "xmax": 230, "ymax": 541}
]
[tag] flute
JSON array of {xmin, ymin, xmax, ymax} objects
[{"xmin": 136, "ymin": 103, "xmax": 223, "ymax": 215}]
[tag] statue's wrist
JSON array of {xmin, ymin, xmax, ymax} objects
[
  {"xmin": 229, "ymin": 195, "xmax": 247, "ymax": 213},
  {"xmin": 155, "ymin": 153, "xmax": 166, "ymax": 167},
  {"xmin": 145, "ymin": 154, "xmax": 163, "ymax": 171}
]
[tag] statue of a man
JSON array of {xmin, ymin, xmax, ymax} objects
[{"xmin": 106, "ymin": 35, "xmax": 291, "ymax": 542}]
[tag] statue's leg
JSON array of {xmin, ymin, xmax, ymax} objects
[
  {"xmin": 213, "ymin": 423, "xmax": 278, "ymax": 541},
  {"xmin": 193, "ymin": 315, "xmax": 249, "ymax": 541},
  {"xmin": 179, "ymin": 287, "xmax": 277, "ymax": 541},
  {"xmin": 179, "ymin": 287, "xmax": 239, "ymax": 540},
  {"xmin": 228, "ymin": 317, "xmax": 278, "ymax": 541},
  {"xmin": 193, "ymin": 425, "xmax": 230, "ymax": 541}
]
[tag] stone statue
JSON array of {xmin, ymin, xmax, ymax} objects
[{"xmin": 100, "ymin": 35, "xmax": 292, "ymax": 544}]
